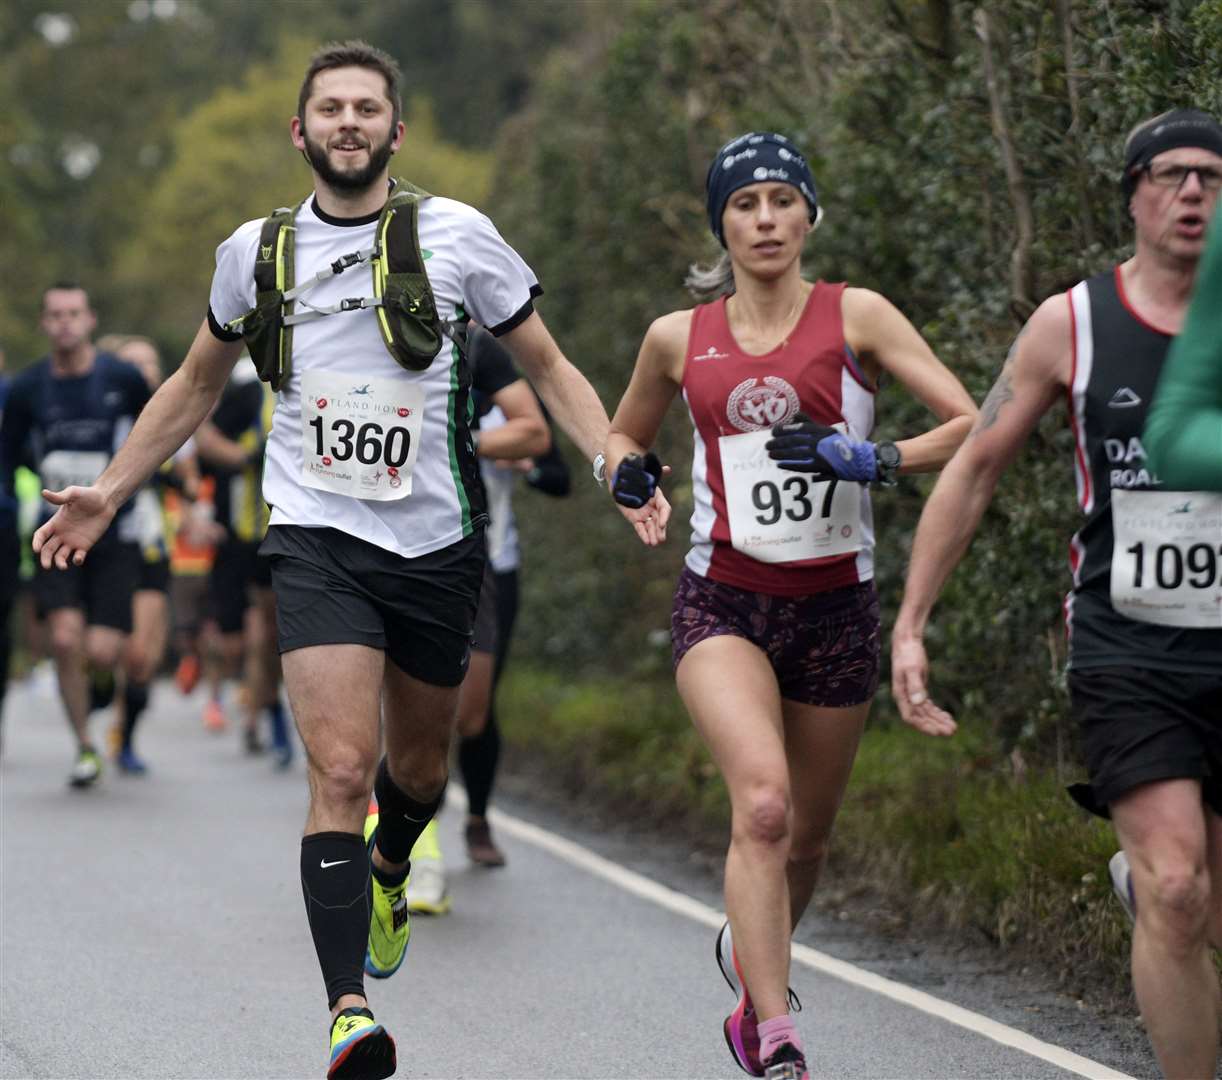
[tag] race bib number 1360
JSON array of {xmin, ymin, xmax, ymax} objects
[{"xmin": 300, "ymin": 372, "xmax": 424, "ymax": 501}]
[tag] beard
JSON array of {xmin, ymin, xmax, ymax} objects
[{"xmin": 301, "ymin": 127, "xmax": 396, "ymax": 192}]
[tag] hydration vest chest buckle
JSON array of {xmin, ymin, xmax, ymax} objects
[{"xmin": 331, "ymin": 251, "xmax": 369, "ymax": 275}]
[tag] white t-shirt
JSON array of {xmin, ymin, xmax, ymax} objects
[
  {"xmin": 478, "ymin": 406, "xmax": 521, "ymax": 573},
  {"xmin": 208, "ymin": 193, "xmax": 539, "ymax": 559}
]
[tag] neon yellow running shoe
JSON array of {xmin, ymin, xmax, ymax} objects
[
  {"xmin": 363, "ymin": 806, "xmax": 410, "ymax": 978},
  {"xmin": 327, "ymin": 1006, "xmax": 396, "ymax": 1080},
  {"xmin": 405, "ymin": 820, "xmax": 451, "ymax": 915}
]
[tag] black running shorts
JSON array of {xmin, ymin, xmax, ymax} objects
[
  {"xmin": 33, "ymin": 538, "xmax": 141, "ymax": 632},
  {"xmin": 261, "ymin": 524, "xmax": 485, "ymax": 687},
  {"xmin": 471, "ymin": 561, "xmax": 498, "ymax": 656},
  {"xmin": 1069, "ymin": 665, "xmax": 1222, "ymax": 816},
  {"xmin": 208, "ymin": 538, "xmax": 272, "ymax": 634},
  {"xmin": 137, "ymin": 555, "xmax": 171, "ymax": 594}
]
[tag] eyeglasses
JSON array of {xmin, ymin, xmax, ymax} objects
[{"xmin": 1142, "ymin": 162, "xmax": 1222, "ymax": 191}]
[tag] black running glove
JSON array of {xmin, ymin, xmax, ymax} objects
[
  {"xmin": 765, "ymin": 413, "xmax": 878, "ymax": 482},
  {"xmin": 612, "ymin": 452, "xmax": 663, "ymax": 509}
]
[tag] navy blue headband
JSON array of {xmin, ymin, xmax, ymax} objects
[{"xmin": 706, "ymin": 132, "xmax": 819, "ymax": 247}]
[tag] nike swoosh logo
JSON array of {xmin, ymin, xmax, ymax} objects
[{"xmin": 320, "ymin": 859, "xmax": 350, "ymax": 869}]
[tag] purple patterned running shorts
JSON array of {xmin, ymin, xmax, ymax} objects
[{"xmin": 670, "ymin": 567, "xmax": 880, "ymax": 707}]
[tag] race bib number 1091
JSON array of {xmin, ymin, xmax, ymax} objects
[
  {"xmin": 719, "ymin": 429, "xmax": 863, "ymax": 564},
  {"xmin": 1110, "ymin": 488, "xmax": 1222, "ymax": 628},
  {"xmin": 300, "ymin": 372, "xmax": 424, "ymax": 501}
]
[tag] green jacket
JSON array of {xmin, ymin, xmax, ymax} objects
[{"xmin": 1145, "ymin": 213, "xmax": 1222, "ymax": 489}]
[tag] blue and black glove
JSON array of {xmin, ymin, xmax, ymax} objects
[
  {"xmin": 765, "ymin": 413, "xmax": 879, "ymax": 482},
  {"xmin": 612, "ymin": 451, "xmax": 663, "ymax": 508}
]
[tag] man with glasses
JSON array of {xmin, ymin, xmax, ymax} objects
[{"xmin": 891, "ymin": 107, "xmax": 1222, "ymax": 1080}]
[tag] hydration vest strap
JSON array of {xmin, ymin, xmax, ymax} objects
[
  {"xmin": 284, "ymin": 295, "xmax": 388, "ymax": 325},
  {"xmin": 371, "ymin": 180, "xmax": 445, "ymax": 371},
  {"xmin": 225, "ymin": 203, "xmax": 300, "ymax": 391},
  {"xmin": 281, "ymin": 245, "xmax": 379, "ymax": 304}
]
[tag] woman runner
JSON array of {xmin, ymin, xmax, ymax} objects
[{"xmin": 604, "ymin": 132, "xmax": 976, "ymax": 1079}]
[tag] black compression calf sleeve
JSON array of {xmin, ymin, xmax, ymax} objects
[
  {"xmin": 88, "ymin": 669, "xmax": 116, "ymax": 714},
  {"xmin": 122, "ymin": 682, "xmax": 150, "ymax": 745},
  {"xmin": 459, "ymin": 714, "xmax": 501, "ymax": 818},
  {"xmin": 300, "ymin": 832, "xmax": 369, "ymax": 1008},
  {"xmin": 372, "ymin": 757, "xmax": 445, "ymax": 865}
]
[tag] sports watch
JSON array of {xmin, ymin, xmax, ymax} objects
[
  {"xmin": 592, "ymin": 452, "xmax": 607, "ymax": 485},
  {"xmin": 875, "ymin": 441, "xmax": 901, "ymax": 486}
]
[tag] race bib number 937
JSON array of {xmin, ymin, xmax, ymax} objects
[
  {"xmin": 300, "ymin": 372, "xmax": 424, "ymax": 501},
  {"xmin": 719, "ymin": 429, "xmax": 863, "ymax": 564}
]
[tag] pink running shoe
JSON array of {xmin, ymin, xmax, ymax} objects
[
  {"xmin": 202, "ymin": 699, "xmax": 227, "ymax": 733},
  {"xmin": 762, "ymin": 1042, "xmax": 809, "ymax": 1080},
  {"xmin": 717, "ymin": 922, "xmax": 763, "ymax": 1076}
]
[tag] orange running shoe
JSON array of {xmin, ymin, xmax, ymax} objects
[
  {"xmin": 202, "ymin": 699, "xmax": 227, "ymax": 732},
  {"xmin": 175, "ymin": 655, "xmax": 201, "ymax": 695},
  {"xmin": 105, "ymin": 719, "xmax": 123, "ymax": 759}
]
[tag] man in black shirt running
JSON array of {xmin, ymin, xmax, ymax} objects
[{"xmin": 892, "ymin": 109, "xmax": 1222, "ymax": 1080}]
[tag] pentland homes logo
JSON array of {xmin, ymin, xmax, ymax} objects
[
  {"xmin": 693, "ymin": 345, "xmax": 730, "ymax": 361},
  {"xmin": 310, "ymin": 392, "xmax": 413, "ymax": 418}
]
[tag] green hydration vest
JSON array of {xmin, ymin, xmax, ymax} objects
[{"xmin": 227, "ymin": 179, "xmax": 452, "ymax": 391}]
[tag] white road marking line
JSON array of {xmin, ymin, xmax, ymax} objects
[{"xmin": 483, "ymin": 801, "xmax": 1135, "ymax": 1080}]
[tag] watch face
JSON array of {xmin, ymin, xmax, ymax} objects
[{"xmin": 879, "ymin": 443, "xmax": 900, "ymax": 468}]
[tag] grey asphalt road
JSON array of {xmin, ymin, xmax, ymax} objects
[{"xmin": 1, "ymin": 677, "xmax": 1135, "ymax": 1080}]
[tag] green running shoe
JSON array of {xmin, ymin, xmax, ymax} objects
[
  {"xmin": 327, "ymin": 1006, "xmax": 396, "ymax": 1080},
  {"xmin": 363, "ymin": 806, "xmax": 410, "ymax": 978}
]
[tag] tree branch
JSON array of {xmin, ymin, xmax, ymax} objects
[
  {"xmin": 975, "ymin": 6, "xmax": 1036, "ymax": 322},
  {"xmin": 1056, "ymin": 0, "xmax": 1096, "ymax": 252}
]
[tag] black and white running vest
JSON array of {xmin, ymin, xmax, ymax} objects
[{"xmin": 1066, "ymin": 267, "xmax": 1222, "ymax": 673}]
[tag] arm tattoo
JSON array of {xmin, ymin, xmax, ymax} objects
[
  {"xmin": 970, "ymin": 367, "xmax": 1015, "ymax": 437},
  {"xmin": 969, "ymin": 325, "xmax": 1027, "ymax": 438}
]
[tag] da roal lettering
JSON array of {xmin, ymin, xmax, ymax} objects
[
  {"xmin": 1105, "ymin": 436, "xmax": 1146, "ymax": 464},
  {"xmin": 1105, "ymin": 436, "xmax": 1161, "ymax": 488},
  {"xmin": 1111, "ymin": 467, "xmax": 1160, "ymax": 488}
]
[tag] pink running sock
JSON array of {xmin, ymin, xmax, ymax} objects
[{"xmin": 758, "ymin": 1015, "xmax": 802, "ymax": 1061}]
